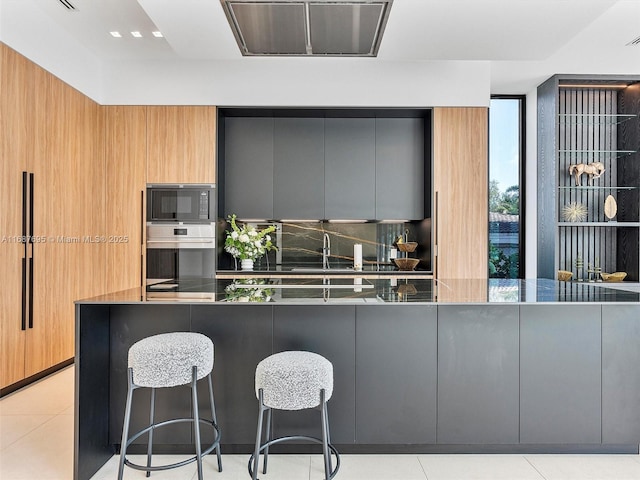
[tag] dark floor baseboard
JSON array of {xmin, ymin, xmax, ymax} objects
[{"xmin": 1, "ymin": 358, "xmax": 74, "ymax": 398}]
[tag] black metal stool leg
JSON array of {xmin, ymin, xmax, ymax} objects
[
  {"xmin": 118, "ymin": 368, "xmax": 135, "ymax": 480},
  {"xmin": 191, "ymin": 366, "xmax": 204, "ymax": 480},
  {"xmin": 207, "ymin": 372, "xmax": 223, "ymax": 472},
  {"xmin": 262, "ymin": 407, "xmax": 272, "ymax": 474},
  {"xmin": 320, "ymin": 390, "xmax": 331, "ymax": 480},
  {"xmin": 145, "ymin": 387, "xmax": 156, "ymax": 477},
  {"xmin": 252, "ymin": 389, "xmax": 265, "ymax": 480}
]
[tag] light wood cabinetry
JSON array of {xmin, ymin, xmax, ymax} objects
[
  {"xmin": 433, "ymin": 107, "xmax": 488, "ymax": 279},
  {"xmin": 1, "ymin": 44, "xmax": 106, "ymax": 390},
  {"xmin": 147, "ymin": 106, "xmax": 216, "ymax": 184},
  {"xmin": 0, "ymin": 45, "xmax": 31, "ymax": 388},
  {"xmin": 104, "ymin": 106, "xmax": 146, "ymax": 292}
]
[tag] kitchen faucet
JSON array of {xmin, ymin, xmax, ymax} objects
[{"xmin": 322, "ymin": 232, "xmax": 331, "ymax": 270}]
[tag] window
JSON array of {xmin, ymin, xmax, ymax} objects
[{"xmin": 489, "ymin": 96, "xmax": 525, "ymax": 278}]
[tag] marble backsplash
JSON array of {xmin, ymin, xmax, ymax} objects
[{"xmin": 217, "ymin": 220, "xmax": 432, "ymax": 271}]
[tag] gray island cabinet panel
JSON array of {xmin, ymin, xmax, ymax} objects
[
  {"xmin": 273, "ymin": 118, "xmax": 325, "ymax": 220},
  {"xmin": 273, "ymin": 305, "xmax": 356, "ymax": 444},
  {"xmin": 437, "ymin": 305, "xmax": 520, "ymax": 444},
  {"xmin": 191, "ymin": 305, "xmax": 273, "ymax": 445},
  {"xmin": 602, "ymin": 304, "xmax": 640, "ymax": 444},
  {"xmin": 375, "ymin": 118, "xmax": 424, "ymax": 220},
  {"xmin": 355, "ymin": 305, "xmax": 437, "ymax": 444},
  {"xmin": 324, "ymin": 118, "xmax": 376, "ymax": 220},
  {"xmin": 520, "ymin": 305, "xmax": 601, "ymax": 444},
  {"xmin": 224, "ymin": 117, "xmax": 274, "ymax": 219}
]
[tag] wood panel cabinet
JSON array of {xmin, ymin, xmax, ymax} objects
[
  {"xmin": 0, "ymin": 44, "xmax": 31, "ymax": 388},
  {"xmin": 104, "ymin": 106, "xmax": 146, "ymax": 292},
  {"xmin": 147, "ymin": 106, "xmax": 216, "ymax": 184},
  {"xmin": 1, "ymin": 44, "xmax": 106, "ymax": 391},
  {"xmin": 433, "ymin": 107, "xmax": 488, "ymax": 279}
]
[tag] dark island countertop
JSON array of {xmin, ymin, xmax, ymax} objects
[{"xmin": 76, "ymin": 278, "xmax": 640, "ymax": 304}]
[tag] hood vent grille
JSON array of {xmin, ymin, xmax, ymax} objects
[{"xmin": 220, "ymin": 0, "xmax": 393, "ymax": 57}]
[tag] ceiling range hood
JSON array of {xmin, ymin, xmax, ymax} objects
[{"xmin": 220, "ymin": 0, "xmax": 393, "ymax": 57}]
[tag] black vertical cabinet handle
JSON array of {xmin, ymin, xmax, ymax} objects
[
  {"xmin": 28, "ymin": 257, "xmax": 34, "ymax": 329},
  {"xmin": 21, "ymin": 258, "xmax": 27, "ymax": 331},
  {"xmin": 140, "ymin": 190, "xmax": 144, "ymax": 285},
  {"xmin": 21, "ymin": 172, "xmax": 28, "ymax": 331},
  {"xmin": 28, "ymin": 173, "xmax": 34, "ymax": 328},
  {"xmin": 22, "ymin": 172, "xmax": 27, "ymax": 239},
  {"xmin": 29, "ymin": 173, "xmax": 34, "ymax": 240}
]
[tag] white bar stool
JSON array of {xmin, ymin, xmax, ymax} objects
[
  {"xmin": 249, "ymin": 350, "xmax": 340, "ymax": 480},
  {"xmin": 117, "ymin": 332, "xmax": 222, "ymax": 480}
]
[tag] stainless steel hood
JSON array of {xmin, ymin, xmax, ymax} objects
[{"xmin": 220, "ymin": 0, "xmax": 393, "ymax": 56}]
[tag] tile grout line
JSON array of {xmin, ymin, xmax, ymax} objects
[
  {"xmin": 416, "ymin": 454, "xmax": 431, "ymax": 480},
  {"xmin": 0, "ymin": 413, "xmax": 63, "ymax": 453},
  {"xmin": 524, "ymin": 455, "xmax": 550, "ymax": 480}
]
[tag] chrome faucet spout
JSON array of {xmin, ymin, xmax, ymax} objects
[{"xmin": 322, "ymin": 233, "xmax": 331, "ymax": 270}]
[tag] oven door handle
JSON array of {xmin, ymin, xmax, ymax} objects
[{"xmin": 146, "ymin": 239, "xmax": 215, "ymax": 249}]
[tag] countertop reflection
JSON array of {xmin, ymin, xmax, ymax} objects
[{"xmin": 76, "ymin": 278, "xmax": 640, "ymax": 304}]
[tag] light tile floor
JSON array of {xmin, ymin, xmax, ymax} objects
[{"xmin": 3, "ymin": 366, "xmax": 640, "ymax": 479}]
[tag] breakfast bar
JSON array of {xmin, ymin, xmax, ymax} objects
[{"xmin": 74, "ymin": 278, "xmax": 640, "ymax": 480}]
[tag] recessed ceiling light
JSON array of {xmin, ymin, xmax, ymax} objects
[
  {"xmin": 152, "ymin": 31, "xmax": 163, "ymax": 38},
  {"xmin": 109, "ymin": 31, "xmax": 122, "ymax": 38},
  {"xmin": 131, "ymin": 31, "xmax": 143, "ymax": 38}
]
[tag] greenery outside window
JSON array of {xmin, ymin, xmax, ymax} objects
[{"xmin": 489, "ymin": 96, "xmax": 526, "ymax": 278}]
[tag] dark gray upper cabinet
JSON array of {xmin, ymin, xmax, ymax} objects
[
  {"xmin": 273, "ymin": 118, "xmax": 325, "ymax": 219},
  {"xmin": 224, "ymin": 117, "xmax": 274, "ymax": 219},
  {"xmin": 375, "ymin": 118, "xmax": 424, "ymax": 220},
  {"xmin": 324, "ymin": 118, "xmax": 376, "ymax": 220}
]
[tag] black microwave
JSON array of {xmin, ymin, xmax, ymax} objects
[{"xmin": 147, "ymin": 184, "xmax": 215, "ymax": 223}]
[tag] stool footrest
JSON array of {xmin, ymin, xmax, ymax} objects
[
  {"xmin": 248, "ymin": 435, "xmax": 340, "ymax": 479},
  {"xmin": 121, "ymin": 417, "xmax": 221, "ymax": 473}
]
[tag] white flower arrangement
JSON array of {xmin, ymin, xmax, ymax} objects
[
  {"xmin": 224, "ymin": 214, "xmax": 277, "ymax": 261},
  {"xmin": 224, "ymin": 278, "xmax": 274, "ymax": 302}
]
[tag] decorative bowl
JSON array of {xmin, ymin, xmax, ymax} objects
[
  {"xmin": 393, "ymin": 258, "xmax": 420, "ymax": 271},
  {"xmin": 600, "ymin": 272, "xmax": 627, "ymax": 282},
  {"xmin": 396, "ymin": 242, "xmax": 418, "ymax": 253},
  {"xmin": 557, "ymin": 270, "xmax": 573, "ymax": 282}
]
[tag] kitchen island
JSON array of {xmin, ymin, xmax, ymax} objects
[{"xmin": 75, "ymin": 278, "xmax": 640, "ymax": 480}]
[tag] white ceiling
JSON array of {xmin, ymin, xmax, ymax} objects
[{"xmin": 1, "ymin": 0, "xmax": 639, "ymax": 103}]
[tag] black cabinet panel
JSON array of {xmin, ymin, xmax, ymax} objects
[
  {"xmin": 324, "ymin": 118, "xmax": 376, "ymax": 219},
  {"xmin": 273, "ymin": 305, "xmax": 356, "ymax": 444},
  {"xmin": 355, "ymin": 305, "xmax": 437, "ymax": 444},
  {"xmin": 602, "ymin": 304, "xmax": 640, "ymax": 443},
  {"xmin": 191, "ymin": 305, "xmax": 273, "ymax": 445},
  {"xmin": 375, "ymin": 118, "xmax": 424, "ymax": 220},
  {"xmin": 224, "ymin": 117, "xmax": 274, "ymax": 219},
  {"xmin": 273, "ymin": 118, "xmax": 325, "ymax": 219},
  {"xmin": 109, "ymin": 305, "xmax": 192, "ymax": 446},
  {"xmin": 520, "ymin": 305, "xmax": 601, "ymax": 444},
  {"xmin": 437, "ymin": 305, "xmax": 520, "ymax": 444}
]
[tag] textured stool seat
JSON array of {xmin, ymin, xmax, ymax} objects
[
  {"xmin": 128, "ymin": 332, "xmax": 214, "ymax": 388},
  {"xmin": 255, "ymin": 351, "xmax": 333, "ymax": 410}
]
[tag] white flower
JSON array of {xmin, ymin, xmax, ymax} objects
[
  {"xmin": 239, "ymin": 234, "xmax": 249, "ymax": 243},
  {"xmin": 255, "ymin": 240, "xmax": 261, "ymax": 247},
  {"xmin": 249, "ymin": 230, "xmax": 257, "ymax": 236},
  {"xmin": 266, "ymin": 235, "xmax": 271, "ymax": 242},
  {"xmin": 231, "ymin": 231, "xmax": 238, "ymax": 240}
]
